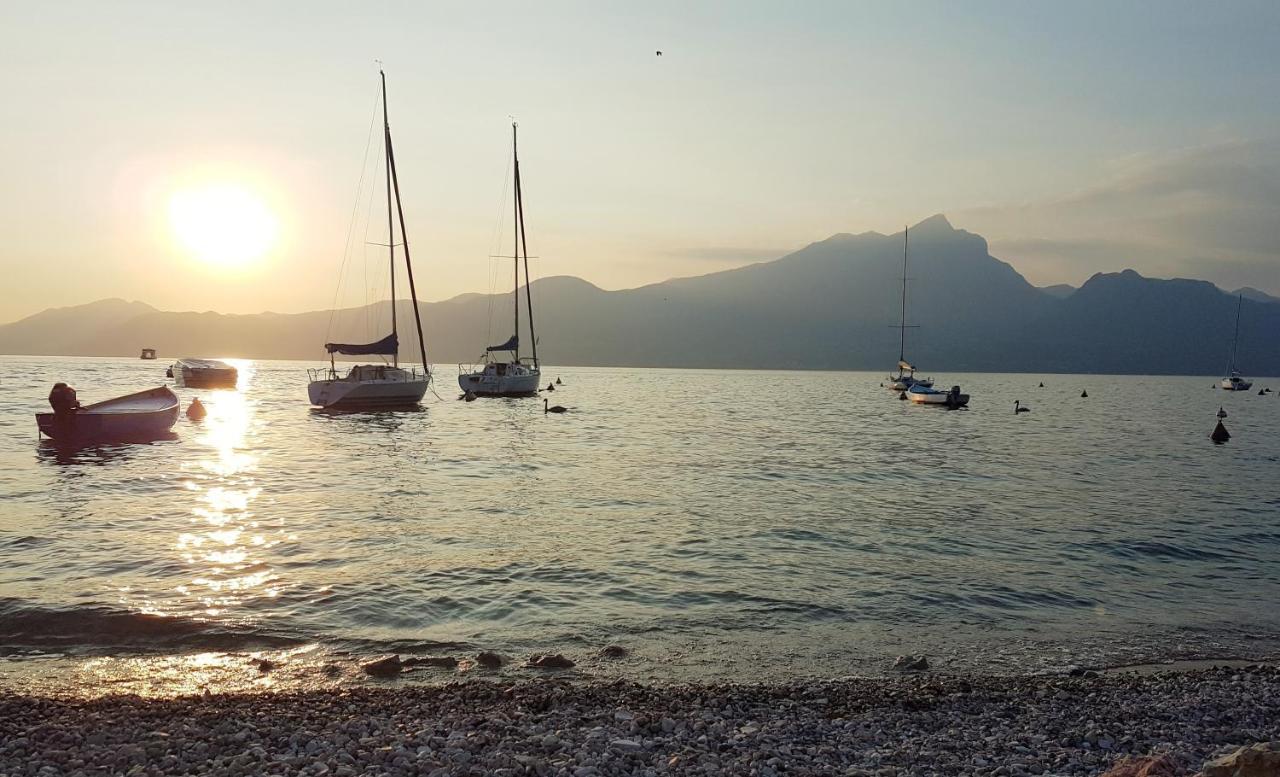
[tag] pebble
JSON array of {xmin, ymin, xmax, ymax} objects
[{"xmin": 1, "ymin": 667, "xmax": 1277, "ymax": 776}]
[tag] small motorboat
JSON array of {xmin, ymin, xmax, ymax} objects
[
  {"xmin": 140, "ymin": 348, "xmax": 157, "ymax": 360},
  {"xmin": 37, "ymin": 386, "xmax": 180, "ymax": 442},
  {"xmin": 907, "ymin": 383, "xmax": 969, "ymax": 408},
  {"xmin": 170, "ymin": 358, "xmax": 238, "ymax": 389}
]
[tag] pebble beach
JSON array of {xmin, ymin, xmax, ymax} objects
[{"xmin": 3, "ymin": 666, "xmax": 1278, "ymax": 777}]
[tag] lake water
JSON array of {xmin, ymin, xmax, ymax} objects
[{"xmin": 1, "ymin": 356, "xmax": 1278, "ymax": 695}]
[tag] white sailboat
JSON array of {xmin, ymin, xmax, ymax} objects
[
  {"xmin": 885, "ymin": 226, "xmax": 932, "ymax": 391},
  {"xmin": 308, "ymin": 71, "xmax": 431, "ymax": 409},
  {"xmin": 1219, "ymin": 294, "xmax": 1253, "ymax": 391},
  {"xmin": 458, "ymin": 123, "xmax": 542, "ymax": 397}
]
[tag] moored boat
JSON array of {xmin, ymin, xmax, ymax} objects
[
  {"xmin": 307, "ymin": 70, "xmax": 431, "ymax": 410},
  {"xmin": 906, "ymin": 383, "xmax": 969, "ymax": 408},
  {"xmin": 1219, "ymin": 294, "xmax": 1253, "ymax": 391},
  {"xmin": 458, "ymin": 123, "xmax": 543, "ymax": 397},
  {"xmin": 36, "ymin": 386, "xmax": 179, "ymax": 441},
  {"xmin": 140, "ymin": 348, "xmax": 157, "ymax": 360},
  {"xmin": 170, "ymin": 358, "xmax": 238, "ymax": 389},
  {"xmin": 885, "ymin": 226, "xmax": 932, "ymax": 392}
]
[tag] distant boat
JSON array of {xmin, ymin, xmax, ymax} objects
[
  {"xmin": 458, "ymin": 123, "xmax": 542, "ymax": 397},
  {"xmin": 140, "ymin": 348, "xmax": 156, "ymax": 360},
  {"xmin": 906, "ymin": 383, "xmax": 969, "ymax": 408},
  {"xmin": 36, "ymin": 386, "xmax": 179, "ymax": 441},
  {"xmin": 170, "ymin": 358, "xmax": 238, "ymax": 389},
  {"xmin": 885, "ymin": 226, "xmax": 932, "ymax": 392},
  {"xmin": 1220, "ymin": 294, "xmax": 1253, "ymax": 391},
  {"xmin": 307, "ymin": 70, "xmax": 431, "ymax": 410}
]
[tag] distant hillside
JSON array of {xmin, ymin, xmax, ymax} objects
[
  {"xmin": 1039, "ymin": 284, "xmax": 1076, "ymax": 299},
  {"xmin": 2, "ymin": 216, "xmax": 1277, "ymax": 375}
]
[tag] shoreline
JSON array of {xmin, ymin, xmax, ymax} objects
[{"xmin": 3, "ymin": 667, "xmax": 1277, "ymax": 776}]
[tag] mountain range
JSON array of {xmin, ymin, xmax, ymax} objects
[{"xmin": 2, "ymin": 215, "xmax": 1276, "ymax": 375}]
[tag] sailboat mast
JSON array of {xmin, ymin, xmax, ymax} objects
[
  {"xmin": 1229, "ymin": 293, "xmax": 1243, "ymax": 374},
  {"xmin": 381, "ymin": 71, "xmax": 430, "ymax": 373},
  {"xmin": 899, "ymin": 226, "xmax": 909, "ymax": 364},
  {"xmin": 512, "ymin": 124, "xmax": 521, "ymax": 362},
  {"xmin": 515, "ymin": 124, "xmax": 538, "ymax": 367},
  {"xmin": 382, "ymin": 72, "xmax": 397, "ymax": 367}
]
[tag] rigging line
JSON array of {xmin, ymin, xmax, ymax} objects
[
  {"xmin": 483, "ymin": 145, "xmax": 515, "ymax": 351},
  {"xmin": 360, "ymin": 148, "xmax": 385, "ymax": 340},
  {"xmin": 326, "ymin": 87, "xmax": 383, "ymax": 345}
]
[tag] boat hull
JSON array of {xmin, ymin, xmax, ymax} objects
[
  {"xmin": 1220, "ymin": 378, "xmax": 1253, "ymax": 391},
  {"xmin": 907, "ymin": 386, "xmax": 969, "ymax": 408},
  {"xmin": 458, "ymin": 367, "xmax": 542, "ymax": 397},
  {"xmin": 36, "ymin": 386, "xmax": 180, "ymax": 441},
  {"xmin": 308, "ymin": 374, "xmax": 430, "ymax": 409},
  {"xmin": 172, "ymin": 360, "xmax": 239, "ymax": 389}
]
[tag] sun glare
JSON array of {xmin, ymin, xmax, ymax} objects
[{"xmin": 168, "ymin": 184, "xmax": 278, "ymax": 268}]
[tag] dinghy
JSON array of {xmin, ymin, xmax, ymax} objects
[
  {"xmin": 170, "ymin": 358, "xmax": 238, "ymax": 389},
  {"xmin": 37, "ymin": 386, "xmax": 179, "ymax": 441},
  {"xmin": 906, "ymin": 383, "xmax": 969, "ymax": 408}
]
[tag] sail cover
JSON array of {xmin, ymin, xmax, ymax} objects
[
  {"xmin": 486, "ymin": 335, "xmax": 518, "ymax": 352},
  {"xmin": 898, "ymin": 359, "xmax": 915, "ymax": 371},
  {"xmin": 325, "ymin": 333, "xmax": 398, "ymax": 356}
]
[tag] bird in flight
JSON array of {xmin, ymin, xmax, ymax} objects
[{"xmin": 656, "ymin": 50, "xmax": 663, "ymax": 56}]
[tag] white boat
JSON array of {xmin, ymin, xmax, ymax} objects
[
  {"xmin": 1219, "ymin": 294, "xmax": 1253, "ymax": 391},
  {"xmin": 907, "ymin": 383, "xmax": 969, "ymax": 408},
  {"xmin": 308, "ymin": 71, "xmax": 431, "ymax": 410},
  {"xmin": 459, "ymin": 123, "xmax": 542, "ymax": 397},
  {"xmin": 37, "ymin": 386, "xmax": 179, "ymax": 441},
  {"xmin": 170, "ymin": 358, "xmax": 238, "ymax": 389},
  {"xmin": 885, "ymin": 226, "xmax": 932, "ymax": 391}
]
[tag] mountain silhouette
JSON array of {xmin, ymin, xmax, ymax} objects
[{"xmin": 2, "ymin": 216, "xmax": 1276, "ymax": 375}]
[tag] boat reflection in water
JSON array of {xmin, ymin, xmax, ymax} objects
[{"xmin": 175, "ymin": 363, "xmax": 286, "ymax": 623}]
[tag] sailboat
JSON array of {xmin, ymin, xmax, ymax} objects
[
  {"xmin": 1219, "ymin": 294, "xmax": 1253, "ymax": 391},
  {"xmin": 308, "ymin": 71, "xmax": 431, "ymax": 409},
  {"xmin": 885, "ymin": 226, "xmax": 933, "ymax": 391},
  {"xmin": 458, "ymin": 123, "xmax": 542, "ymax": 397}
]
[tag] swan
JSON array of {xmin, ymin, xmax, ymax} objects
[
  {"xmin": 1014, "ymin": 400, "xmax": 1030, "ymax": 414},
  {"xmin": 544, "ymin": 399, "xmax": 567, "ymax": 414}
]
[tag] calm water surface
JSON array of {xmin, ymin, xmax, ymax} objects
[{"xmin": 1, "ymin": 356, "xmax": 1278, "ymax": 694}]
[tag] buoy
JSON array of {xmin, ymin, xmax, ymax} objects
[
  {"xmin": 1211, "ymin": 420, "xmax": 1230, "ymax": 443},
  {"xmin": 186, "ymin": 397, "xmax": 207, "ymax": 421},
  {"xmin": 1038, "ymin": 382, "xmax": 1044, "ymax": 388},
  {"xmin": 1217, "ymin": 406, "xmax": 1227, "ymax": 419},
  {"xmin": 898, "ymin": 392, "xmax": 907, "ymax": 401},
  {"xmin": 1080, "ymin": 389, "xmax": 1088, "ymax": 398},
  {"xmin": 555, "ymin": 377, "xmax": 563, "ymax": 385},
  {"xmin": 546, "ymin": 383, "xmax": 555, "ymax": 392}
]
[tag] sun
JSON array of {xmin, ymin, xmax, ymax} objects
[{"xmin": 168, "ymin": 183, "xmax": 279, "ymax": 268}]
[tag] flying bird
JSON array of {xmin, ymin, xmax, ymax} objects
[{"xmin": 656, "ymin": 50, "xmax": 663, "ymax": 56}]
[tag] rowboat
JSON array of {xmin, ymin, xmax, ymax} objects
[
  {"xmin": 169, "ymin": 358, "xmax": 238, "ymax": 389},
  {"xmin": 36, "ymin": 386, "xmax": 180, "ymax": 441},
  {"xmin": 906, "ymin": 383, "xmax": 970, "ymax": 408}
]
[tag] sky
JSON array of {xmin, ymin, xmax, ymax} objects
[{"xmin": 2, "ymin": 1, "xmax": 1278, "ymax": 323}]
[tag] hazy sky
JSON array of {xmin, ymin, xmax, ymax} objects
[{"xmin": 2, "ymin": 1, "xmax": 1278, "ymax": 323}]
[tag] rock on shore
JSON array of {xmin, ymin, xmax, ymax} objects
[{"xmin": 1, "ymin": 666, "xmax": 1278, "ymax": 776}]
